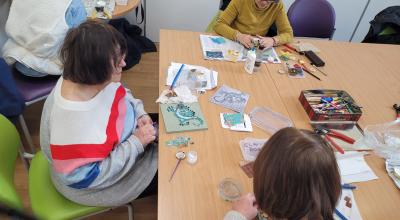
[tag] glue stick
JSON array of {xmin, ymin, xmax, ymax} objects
[{"xmin": 244, "ymin": 48, "xmax": 256, "ymax": 74}]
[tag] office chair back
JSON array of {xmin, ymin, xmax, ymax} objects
[
  {"xmin": 0, "ymin": 114, "xmax": 23, "ymax": 211},
  {"xmin": 287, "ymin": 0, "xmax": 336, "ymax": 39}
]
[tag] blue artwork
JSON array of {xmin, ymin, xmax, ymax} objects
[{"xmin": 210, "ymin": 37, "xmax": 226, "ymax": 44}]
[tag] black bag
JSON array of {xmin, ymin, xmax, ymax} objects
[
  {"xmin": 108, "ymin": 18, "xmax": 157, "ymax": 70},
  {"xmin": 362, "ymin": 6, "xmax": 400, "ymax": 44},
  {"xmin": 0, "ymin": 59, "xmax": 24, "ymax": 118}
]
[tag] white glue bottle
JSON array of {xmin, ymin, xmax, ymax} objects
[{"xmin": 244, "ymin": 48, "xmax": 256, "ymax": 74}]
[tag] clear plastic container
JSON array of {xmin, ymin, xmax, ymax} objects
[
  {"xmin": 249, "ymin": 106, "xmax": 293, "ymax": 135},
  {"xmin": 218, "ymin": 178, "xmax": 243, "ymax": 202}
]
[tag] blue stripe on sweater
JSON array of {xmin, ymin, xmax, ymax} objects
[{"xmin": 68, "ymin": 162, "xmax": 100, "ymax": 189}]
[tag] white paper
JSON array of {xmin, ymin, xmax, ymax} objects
[
  {"xmin": 200, "ymin": 34, "xmax": 244, "ymax": 61},
  {"xmin": 166, "ymin": 62, "xmax": 218, "ymax": 90},
  {"xmin": 334, "ymin": 189, "xmax": 363, "ymax": 220},
  {"xmin": 199, "ymin": 34, "xmax": 281, "ymax": 63},
  {"xmin": 336, "ymin": 152, "xmax": 378, "ymax": 183},
  {"xmin": 156, "ymin": 85, "xmax": 198, "ymax": 104}
]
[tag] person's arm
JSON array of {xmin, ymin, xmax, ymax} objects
[
  {"xmin": 87, "ymin": 133, "xmax": 146, "ymax": 189},
  {"xmin": 40, "ymin": 91, "xmax": 55, "ymax": 163},
  {"xmin": 224, "ymin": 193, "xmax": 258, "ymax": 220},
  {"xmin": 273, "ymin": 3, "xmax": 294, "ymax": 45},
  {"xmin": 125, "ymin": 88, "xmax": 154, "ymax": 127},
  {"xmin": 125, "ymin": 88, "xmax": 147, "ymax": 119},
  {"xmin": 213, "ymin": 0, "xmax": 241, "ymax": 41},
  {"xmin": 223, "ymin": 210, "xmax": 248, "ymax": 220}
]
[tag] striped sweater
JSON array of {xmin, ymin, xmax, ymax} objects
[{"xmin": 43, "ymin": 77, "xmax": 146, "ymax": 190}]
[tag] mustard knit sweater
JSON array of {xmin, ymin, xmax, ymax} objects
[{"xmin": 213, "ymin": 0, "xmax": 293, "ymax": 45}]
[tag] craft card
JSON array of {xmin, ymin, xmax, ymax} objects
[
  {"xmin": 210, "ymin": 85, "xmax": 250, "ymax": 113},
  {"xmin": 220, "ymin": 113, "xmax": 253, "ymax": 132},
  {"xmin": 200, "ymin": 34, "xmax": 281, "ymax": 63},
  {"xmin": 239, "ymin": 138, "xmax": 268, "ymax": 161},
  {"xmin": 160, "ymin": 102, "xmax": 208, "ymax": 133}
]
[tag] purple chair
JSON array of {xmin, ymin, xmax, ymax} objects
[
  {"xmin": 287, "ymin": 0, "xmax": 336, "ymax": 40},
  {"xmin": 12, "ymin": 68, "xmax": 59, "ymax": 156}
]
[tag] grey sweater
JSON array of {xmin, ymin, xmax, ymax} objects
[{"xmin": 40, "ymin": 87, "xmax": 158, "ymax": 207}]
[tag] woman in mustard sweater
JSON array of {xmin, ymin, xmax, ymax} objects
[{"xmin": 214, "ymin": 0, "xmax": 293, "ymax": 48}]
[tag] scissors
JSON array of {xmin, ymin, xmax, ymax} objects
[{"xmin": 315, "ymin": 128, "xmax": 355, "ymax": 154}]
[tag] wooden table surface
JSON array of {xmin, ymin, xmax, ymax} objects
[
  {"xmin": 113, "ymin": 0, "xmax": 140, "ymax": 17},
  {"xmin": 158, "ymin": 29, "xmax": 400, "ymax": 220}
]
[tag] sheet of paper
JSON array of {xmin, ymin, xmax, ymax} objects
[
  {"xmin": 200, "ymin": 35, "xmax": 244, "ymax": 61},
  {"xmin": 336, "ymin": 152, "xmax": 378, "ymax": 183},
  {"xmin": 166, "ymin": 62, "xmax": 218, "ymax": 90},
  {"xmin": 334, "ymin": 189, "xmax": 363, "ymax": 220},
  {"xmin": 156, "ymin": 85, "xmax": 198, "ymax": 104},
  {"xmin": 199, "ymin": 34, "xmax": 281, "ymax": 63}
]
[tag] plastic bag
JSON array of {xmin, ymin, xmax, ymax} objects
[{"xmin": 362, "ymin": 119, "xmax": 400, "ymax": 162}]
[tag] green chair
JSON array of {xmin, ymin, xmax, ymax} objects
[
  {"xmin": 29, "ymin": 153, "xmax": 135, "ymax": 220},
  {"xmin": 0, "ymin": 114, "xmax": 24, "ymax": 211},
  {"xmin": 0, "ymin": 114, "xmax": 134, "ymax": 220}
]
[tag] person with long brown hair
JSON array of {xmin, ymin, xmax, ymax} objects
[{"xmin": 225, "ymin": 127, "xmax": 341, "ymax": 220}]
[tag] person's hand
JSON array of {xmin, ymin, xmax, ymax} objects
[
  {"xmin": 236, "ymin": 33, "xmax": 254, "ymax": 49},
  {"xmin": 134, "ymin": 124, "xmax": 156, "ymax": 147},
  {"xmin": 232, "ymin": 193, "xmax": 258, "ymax": 220},
  {"xmin": 256, "ymin": 35, "xmax": 275, "ymax": 49},
  {"xmin": 137, "ymin": 114, "xmax": 153, "ymax": 128}
]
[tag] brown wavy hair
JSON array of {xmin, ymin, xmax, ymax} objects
[
  {"xmin": 253, "ymin": 127, "xmax": 341, "ymax": 220},
  {"xmin": 60, "ymin": 19, "xmax": 127, "ymax": 85}
]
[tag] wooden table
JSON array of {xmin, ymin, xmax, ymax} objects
[
  {"xmin": 113, "ymin": 0, "xmax": 140, "ymax": 17},
  {"xmin": 158, "ymin": 29, "xmax": 400, "ymax": 220}
]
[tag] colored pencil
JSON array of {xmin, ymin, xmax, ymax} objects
[
  {"xmin": 342, "ymin": 183, "xmax": 357, "ymax": 190},
  {"xmin": 335, "ymin": 208, "xmax": 348, "ymax": 220},
  {"xmin": 170, "ymin": 64, "xmax": 185, "ymax": 90}
]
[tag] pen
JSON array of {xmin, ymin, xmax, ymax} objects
[
  {"xmin": 341, "ymin": 183, "xmax": 357, "ymax": 190},
  {"xmin": 334, "ymin": 208, "xmax": 348, "ymax": 220},
  {"xmin": 300, "ymin": 63, "xmax": 321, "ymax": 81},
  {"xmin": 170, "ymin": 64, "xmax": 185, "ymax": 90}
]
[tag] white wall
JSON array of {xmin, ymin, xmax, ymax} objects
[
  {"xmin": 146, "ymin": 0, "xmax": 220, "ymax": 42},
  {"xmin": 123, "ymin": 0, "xmax": 146, "ymax": 35},
  {"xmin": 351, "ymin": 0, "xmax": 400, "ymax": 42}
]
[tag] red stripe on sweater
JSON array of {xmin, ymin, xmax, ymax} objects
[{"xmin": 50, "ymin": 85, "xmax": 126, "ymax": 160}]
